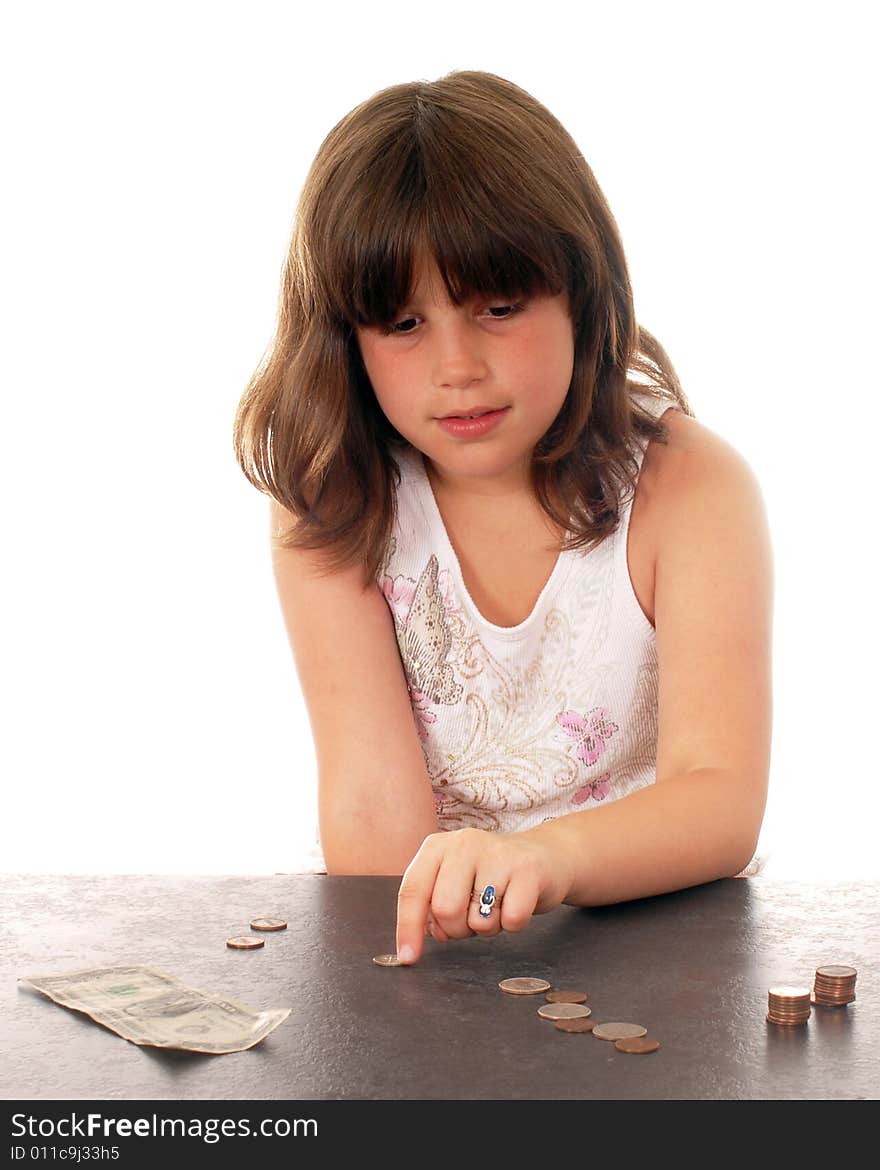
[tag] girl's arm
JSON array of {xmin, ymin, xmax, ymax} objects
[
  {"xmin": 393, "ymin": 411, "xmax": 774, "ymax": 961},
  {"xmin": 528, "ymin": 409, "xmax": 774, "ymax": 904},
  {"xmin": 270, "ymin": 501, "xmax": 438, "ymax": 874}
]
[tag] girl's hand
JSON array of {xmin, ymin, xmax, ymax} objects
[{"xmin": 395, "ymin": 827, "xmax": 573, "ymax": 964}]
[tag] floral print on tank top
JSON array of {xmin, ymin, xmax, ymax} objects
[{"xmin": 378, "ymin": 541, "xmax": 624, "ymax": 831}]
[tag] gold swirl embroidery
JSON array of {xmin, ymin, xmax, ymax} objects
[{"xmin": 426, "ymin": 609, "xmax": 581, "ymax": 821}]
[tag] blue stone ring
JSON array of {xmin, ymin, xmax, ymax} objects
[{"xmin": 473, "ymin": 884, "xmax": 497, "ymax": 918}]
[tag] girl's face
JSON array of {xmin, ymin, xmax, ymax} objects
[{"xmin": 355, "ymin": 253, "xmax": 575, "ymax": 492}]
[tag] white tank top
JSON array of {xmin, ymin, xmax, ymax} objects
[{"xmin": 376, "ymin": 389, "xmax": 678, "ymax": 834}]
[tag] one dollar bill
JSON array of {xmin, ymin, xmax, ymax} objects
[{"xmin": 20, "ymin": 964, "xmax": 291, "ymax": 1054}]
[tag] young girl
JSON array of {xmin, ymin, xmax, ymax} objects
[{"xmin": 233, "ymin": 70, "xmax": 773, "ymax": 965}]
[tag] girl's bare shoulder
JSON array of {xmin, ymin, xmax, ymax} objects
[
  {"xmin": 629, "ymin": 407, "xmax": 770, "ymax": 628},
  {"xmin": 639, "ymin": 407, "xmax": 764, "ymax": 516}
]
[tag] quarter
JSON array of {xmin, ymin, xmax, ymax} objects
[
  {"xmin": 498, "ymin": 977, "xmax": 551, "ymax": 995},
  {"xmin": 592, "ymin": 1022, "xmax": 648, "ymax": 1041},
  {"xmin": 538, "ymin": 1003, "xmax": 591, "ymax": 1020}
]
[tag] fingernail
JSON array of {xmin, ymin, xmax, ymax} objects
[{"xmin": 398, "ymin": 944, "xmax": 416, "ymax": 964}]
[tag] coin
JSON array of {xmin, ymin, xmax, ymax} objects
[
  {"xmin": 498, "ymin": 977, "xmax": 551, "ymax": 995},
  {"xmin": 545, "ymin": 990, "xmax": 587, "ymax": 1004},
  {"xmin": 554, "ymin": 1017, "xmax": 596, "ymax": 1033},
  {"xmin": 226, "ymin": 935, "xmax": 265, "ymax": 950},
  {"xmin": 538, "ymin": 1003, "xmax": 591, "ymax": 1020},
  {"xmin": 767, "ymin": 985, "xmax": 811, "ymax": 1025},
  {"xmin": 768, "ymin": 984, "xmax": 810, "ymax": 999},
  {"xmin": 810, "ymin": 991, "xmax": 855, "ymax": 1007},
  {"xmin": 372, "ymin": 954, "xmax": 405, "ymax": 966},
  {"xmin": 815, "ymin": 965, "xmax": 857, "ymax": 979},
  {"xmin": 615, "ymin": 1035, "xmax": 660, "ymax": 1054},
  {"xmin": 812, "ymin": 964, "xmax": 857, "ymax": 1007},
  {"xmin": 592, "ymin": 1022, "xmax": 648, "ymax": 1041},
  {"xmin": 249, "ymin": 918, "xmax": 288, "ymax": 932}
]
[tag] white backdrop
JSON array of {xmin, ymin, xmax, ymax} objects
[{"xmin": 2, "ymin": 1, "xmax": 877, "ymax": 877}]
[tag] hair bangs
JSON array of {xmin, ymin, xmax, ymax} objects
[{"xmin": 332, "ymin": 147, "xmax": 572, "ymax": 331}]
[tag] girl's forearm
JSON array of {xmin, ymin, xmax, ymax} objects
[
  {"xmin": 525, "ymin": 768, "xmax": 766, "ymax": 907},
  {"xmin": 319, "ymin": 783, "xmax": 439, "ymax": 875}
]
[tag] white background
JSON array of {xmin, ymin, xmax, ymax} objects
[{"xmin": 2, "ymin": 1, "xmax": 877, "ymax": 877}]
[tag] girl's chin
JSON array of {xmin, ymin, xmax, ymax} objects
[{"xmin": 423, "ymin": 446, "xmax": 533, "ymax": 486}]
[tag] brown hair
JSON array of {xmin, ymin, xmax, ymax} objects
[{"xmin": 233, "ymin": 70, "xmax": 693, "ymax": 584}]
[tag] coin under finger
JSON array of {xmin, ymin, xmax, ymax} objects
[
  {"xmin": 226, "ymin": 935, "xmax": 265, "ymax": 950},
  {"xmin": 615, "ymin": 1035, "xmax": 660, "ymax": 1054},
  {"xmin": 499, "ymin": 977, "xmax": 551, "ymax": 995},
  {"xmin": 592, "ymin": 1022, "xmax": 648, "ymax": 1041},
  {"xmin": 249, "ymin": 918, "xmax": 288, "ymax": 932},
  {"xmin": 372, "ymin": 953, "xmax": 405, "ymax": 967},
  {"xmin": 545, "ymin": 989, "xmax": 587, "ymax": 1004},
  {"xmin": 538, "ymin": 1003, "xmax": 592, "ymax": 1021},
  {"xmin": 554, "ymin": 1017, "xmax": 597, "ymax": 1033}
]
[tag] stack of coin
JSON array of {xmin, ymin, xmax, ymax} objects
[
  {"xmin": 812, "ymin": 964, "xmax": 857, "ymax": 1006},
  {"xmin": 766, "ymin": 984, "xmax": 811, "ymax": 1025}
]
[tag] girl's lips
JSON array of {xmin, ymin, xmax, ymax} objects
[{"xmin": 436, "ymin": 406, "xmax": 510, "ymax": 438}]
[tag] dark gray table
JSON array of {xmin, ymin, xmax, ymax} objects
[{"xmin": 2, "ymin": 874, "xmax": 877, "ymax": 1100}]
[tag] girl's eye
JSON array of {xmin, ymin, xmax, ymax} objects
[
  {"xmin": 381, "ymin": 317, "xmax": 418, "ymax": 335},
  {"xmin": 485, "ymin": 302, "xmax": 525, "ymax": 320},
  {"xmin": 380, "ymin": 302, "xmax": 524, "ymax": 335}
]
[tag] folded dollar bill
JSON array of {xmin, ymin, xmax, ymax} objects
[{"xmin": 19, "ymin": 965, "xmax": 291, "ymax": 1054}]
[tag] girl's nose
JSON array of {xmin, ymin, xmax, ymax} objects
[{"xmin": 432, "ymin": 321, "xmax": 489, "ymax": 389}]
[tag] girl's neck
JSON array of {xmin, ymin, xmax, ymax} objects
[
  {"xmin": 421, "ymin": 452, "xmax": 532, "ymax": 504},
  {"xmin": 421, "ymin": 452, "xmax": 566, "ymax": 546}
]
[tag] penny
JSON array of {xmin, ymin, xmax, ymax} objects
[
  {"xmin": 499, "ymin": 977, "xmax": 551, "ymax": 995},
  {"xmin": 592, "ymin": 1022, "xmax": 648, "ymax": 1041},
  {"xmin": 545, "ymin": 990, "xmax": 587, "ymax": 1004},
  {"xmin": 538, "ymin": 1003, "xmax": 591, "ymax": 1021},
  {"xmin": 766, "ymin": 1013, "xmax": 808, "ymax": 1025},
  {"xmin": 768, "ymin": 985, "xmax": 810, "ymax": 999},
  {"xmin": 249, "ymin": 918, "xmax": 288, "ymax": 932},
  {"xmin": 372, "ymin": 954, "xmax": 405, "ymax": 966},
  {"xmin": 767, "ymin": 985, "xmax": 811, "ymax": 1024},
  {"xmin": 226, "ymin": 935, "xmax": 265, "ymax": 950},
  {"xmin": 615, "ymin": 1035, "xmax": 660, "ymax": 1054},
  {"xmin": 815, "ymin": 965, "xmax": 857, "ymax": 979},
  {"xmin": 554, "ymin": 1017, "xmax": 596, "ymax": 1033},
  {"xmin": 810, "ymin": 992, "xmax": 855, "ymax": 1006}
]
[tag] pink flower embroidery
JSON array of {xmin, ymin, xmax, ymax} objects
[
  {"xmin": 556, "ymin": 707, "xmax": 619, "ymax": 766},
  {"xmin": 381, "ymin": 566, "xmax": 455, "ymax": 626},
  {"xmin": 380, "ymin": 574, "xmax": 416, "ymax": 623},
  {"xmin": 410, "ymin": 687, "xmax": 437, "ymax": 742},
  {"xmin": 571, "ymin": 773, "xmax": 612, "ymax": 804}
]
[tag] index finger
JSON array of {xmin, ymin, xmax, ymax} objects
[{"xmin": 395, "ymin": 839, "xmax": 443, "ymax": 964}]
